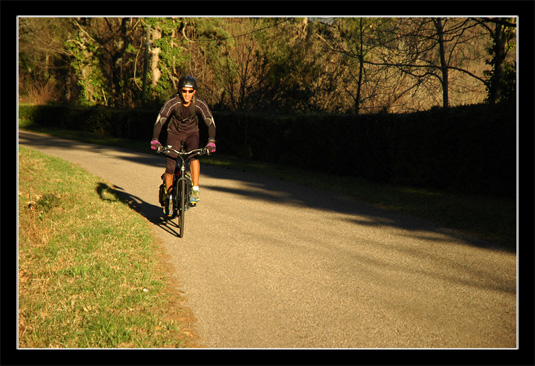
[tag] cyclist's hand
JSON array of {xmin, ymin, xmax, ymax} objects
[
  {"xmin": 151, "ymin": 139, "xmax": 162, "ymax": 151},
  {"xmin": 205, "ymin": 141, "xmax": 216, "ymax": 154}
]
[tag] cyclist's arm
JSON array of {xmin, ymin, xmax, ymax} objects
[
  {"xmin": 196, "ymin": 97, "xmax": 216, "ymax": 140},
  {"xmin": 152, "ymin": 96, "xmax": 179, "ymax": 140}
]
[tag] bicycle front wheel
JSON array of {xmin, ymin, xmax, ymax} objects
[{"xmin": 178, "ymin": 178, "xmax": 186, "ymax": 238}]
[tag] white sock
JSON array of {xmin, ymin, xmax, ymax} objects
[{"xmin": 193, "ymin": 186, "xmax": 199, "ymax": 191}]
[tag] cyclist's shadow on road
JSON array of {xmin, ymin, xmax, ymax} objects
[{"xmin": 95, "ymin": 182, "xmax": 181, "ymax": 238}]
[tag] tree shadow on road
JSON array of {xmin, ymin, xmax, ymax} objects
[
  {"xmin": 24, "ymin": 129, "xmax": 512, "ymax": 252},
  {"xmin": 199, "ymin": 165, "xmax": 512, "ymax": 253}
]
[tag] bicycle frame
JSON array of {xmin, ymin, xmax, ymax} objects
[{"xmin": 157, "ymin": 142, "xmax": 208, "ymax": 238}]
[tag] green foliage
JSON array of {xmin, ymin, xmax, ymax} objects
[
  {"xmin": 482, "ymin": 19, "xmax": 517, "ymax": 104},
  {"xmin": 501, "ymin": 61, "xmax": 517, "ymax": 101},
  {"xmin": 64, "ymin": 22, "xmax": 110, "ymax": 106},
  {"xmin": 144, "ymin": 18, "xmax": 189, "ymax": 98},
  {"xmin": 484, "ymin": 60, "xmax": 516, "ymax": 103},
  {"xmin": 143, "ymin": 18, "xmax": 231, "ymax": 101}
]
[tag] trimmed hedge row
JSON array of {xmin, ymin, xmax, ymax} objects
[
  {"xmin": 214, "ymin": 103, "xmax": 516, "ymax": 197},
  {"xmin": 19, "ymin": 104, "xmax": 156, "ymax": 141},
  {"xmin": 19, "ymin": 102, "xmax": 516, "ymax": 197}
]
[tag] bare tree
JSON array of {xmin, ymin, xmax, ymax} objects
[{"xmin": 361, "ymin": 18, "xmax": 490, "ymax": 110}]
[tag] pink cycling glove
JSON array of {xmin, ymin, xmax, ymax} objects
[
  {"xmin": 205, "ymin": 141, "xmax": 216, "ymax": 154},
  {"xmin": 151, "ymin": 139, "xmax": 161, "ymax": 150}
]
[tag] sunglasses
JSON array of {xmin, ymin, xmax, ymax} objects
[{"xmin": 181, "ymin": 89, "xmax": 195, "ymax": 94}]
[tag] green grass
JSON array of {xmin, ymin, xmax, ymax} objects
[
  {"xmin": 19, "ymin": 119, "xmax": 517, "ymax": 250},
  {"xmin": 18, "ymin": 146, "xmax": 199, "ymax": 348}
]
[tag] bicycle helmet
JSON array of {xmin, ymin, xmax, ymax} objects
[{"xmin": 178, "ymin": 75, "xmax": 197, "ymax": 91}]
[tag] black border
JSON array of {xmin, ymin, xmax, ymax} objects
[{"xmin": 3, "ymin": 1, "xmax": 534, "ymax": 365}]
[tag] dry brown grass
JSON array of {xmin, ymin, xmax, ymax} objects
[{"xmin": 19, "ymin": 79, "xmax": 61, "ymax": 105}]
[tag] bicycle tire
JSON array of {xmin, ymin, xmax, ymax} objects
[{"xmin": 178, "ymin": 178, "xmax": 186, "ymax": 238}]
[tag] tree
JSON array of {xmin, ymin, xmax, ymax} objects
[
  {"xmin": 18, "ymin": 18, "xmax": 74, "ymax": 103},
  {"xmin": 372, "ymin": 18, "xmax": 490, "ymax": 110},
  {"xmin": 433, "ymin": 18, "xmax": 450, "ymax": 108},
  {"xmin": 62, "ymin": 18, "xmax": 147, "ymax": 107},
  {"xmin": 19, "ymin": 16, "xmax": 500, "ymax": 113},
  {"xmin": 330, "ymin": 18, "xmax": 369, "ymax": 114},
  {"xmin": 142, "ymin": 18, "xmax": 191, "ymax": 102},
  {"xmin": 251, "ymin": 18, "xmax": 324, "ymax": 112},
  {"xmin": 192, "ymin": 18, "xmax": 257, "ymax": 110},
  {"xmin": 473, "ymin": 17, "xmax": 517, "ymax": 103}
]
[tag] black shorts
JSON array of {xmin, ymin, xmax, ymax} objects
[{"xmin": 165, "ymin": 132, "xmax": 200, "ymax": 174}]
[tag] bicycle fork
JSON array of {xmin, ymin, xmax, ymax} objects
[{"xmin": 174, "ymin": 162, "xmax": 193, "ymax": 214}]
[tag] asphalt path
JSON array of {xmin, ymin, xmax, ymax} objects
[{"xmin": 19, "ymin": 130, "xmax": 517, "ymax": 349}]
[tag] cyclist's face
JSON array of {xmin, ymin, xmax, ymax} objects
[{"xmin": 181, "ymin": 87, "xmax": 196, "ymax": 105}]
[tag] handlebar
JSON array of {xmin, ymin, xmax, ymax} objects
[{"xmin": 156, "ymin": 145, "xmax": 210, "ymax": 157}]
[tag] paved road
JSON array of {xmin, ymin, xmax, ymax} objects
[{"xmin": 19, "ymin": 130, "xmax": 517, "ymax": 349}]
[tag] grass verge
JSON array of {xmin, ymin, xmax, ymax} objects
[
  {"xmin": 19, "ymin": 119, "xmax": 516, "ymax": 250},
  {"xmin": 18, "ymin": 146, "xmax": 199, "ymax": 348}
]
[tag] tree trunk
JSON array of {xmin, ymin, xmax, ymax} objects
[
  {"xmin": 150, "ymin": 27, "xmax": 162, "ymax": 87},
  {"xmin": 433, "ymin": 18, "xmax": 449, "ymax": 109},
  {"xmin": 490, "ymin": 21, "xmax": 506, "ymax": 103},
  {"xmin": 142, "ymin": 24, "xmax": 150, "ymax": 102},
  {"xmin": 355, "ymin": 19, "xmax": 364, "ymax": 115}
]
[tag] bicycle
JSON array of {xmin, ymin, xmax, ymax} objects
[{"xmin": 156, "ymin": 142, "xmax": 210, "ymax": 238}]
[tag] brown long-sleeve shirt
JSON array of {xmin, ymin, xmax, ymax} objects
[{"xmin": 152, "ymin": 95, "xmax": 216, "ymax": 140}]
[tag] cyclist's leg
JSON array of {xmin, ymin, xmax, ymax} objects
[
  {"xmin": 184, "ymin": 133, "xmax": 200, "ymax": 203},
  {"xmin": 164, "ymin": 133, "xmax": 182, "ymax": 194},
  {"xmin": 164, "ymin": 157, "xmax": 175, "ymax": 194},
  {"xmin": 164, "ymin": 174, "xmax": 174, "ymax": 194},
  {"xmin": 184, "ymin": 133, "xmax": 200, "ymax": 187},
  {"xmin": 190, "ymin": 160, "xmax": 200, "ymax": 187},
  {"xmin": 163, "ymin": 158, "xmax": 175, "ymax": 216}
]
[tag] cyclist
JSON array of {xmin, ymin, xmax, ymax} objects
[{"xmin": 151, "ymin": 75, "xmax": 216, "ymax": 215}]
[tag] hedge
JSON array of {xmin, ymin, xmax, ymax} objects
[
  {"xmin": 214, "ymin": 104, "xmax": 516, "ymax": 197},
  {"xmin": 19, "ymin": 102, "xmax": 516, "ymax": 197},
  {"xmin": 19, "ymin": 104, "xmax": 156, "ymax": 141}
]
